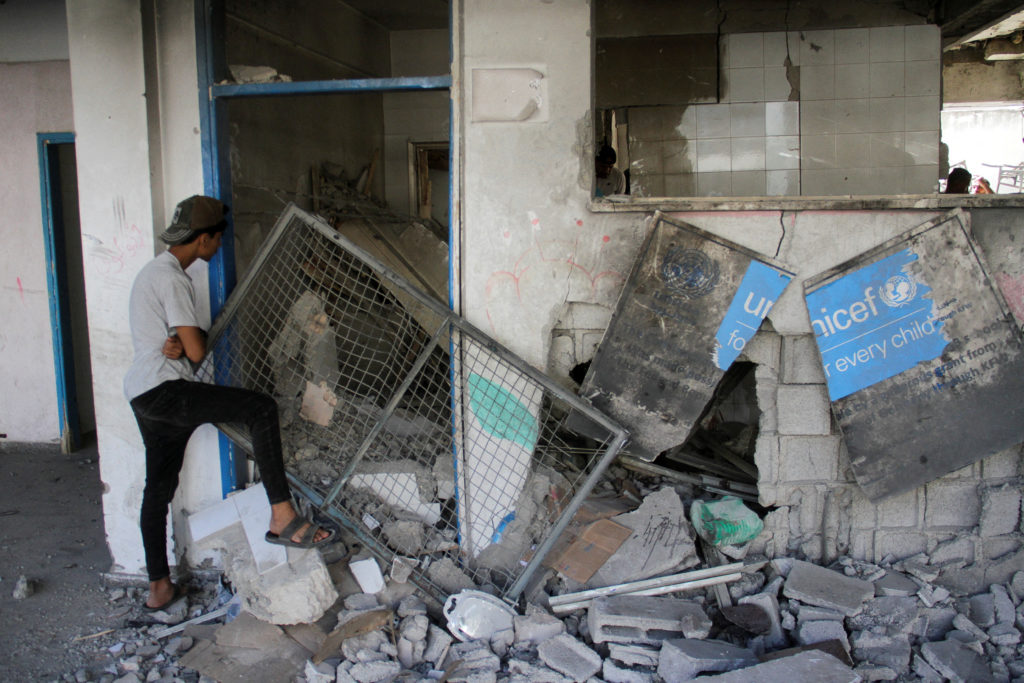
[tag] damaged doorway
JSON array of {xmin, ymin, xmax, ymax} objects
[
  {"xmin": 196, "ymin": 0, "xmax": 453, "ymax": 493},
  {"xmin": 37, "ymin": 134, "xmax": 95, "ymax": 453}
]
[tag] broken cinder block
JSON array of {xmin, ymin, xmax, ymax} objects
[
  {"xmin": 782, "ymin": 559, "xmax": 874, "ymax": 616},
  {"xmin": 657, "ymin": 639, "xmax": 758, "ymax": 682},
  {"xmin": 590, "ymin": 595, "xmax": 711, "ymax": 645}
]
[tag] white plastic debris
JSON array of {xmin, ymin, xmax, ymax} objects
[
  {"xmin": 349, "ymin": 555, "xmax": 385, "ymax": 594},
  {"xmin": 443, "ymin": 589, "xmax": 517, "ymax": 642}
]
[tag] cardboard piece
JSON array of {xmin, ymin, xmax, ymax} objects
[{"xmin": 550, "ymin": 518, "xmax": 633, "ymax": 583}]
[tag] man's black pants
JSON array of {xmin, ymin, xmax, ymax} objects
[{"xmin": 130, "ymin": 380, "xmax": 291, "ymax": 581}]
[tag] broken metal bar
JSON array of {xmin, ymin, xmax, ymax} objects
[
  {"xmin": 151, "ymin": 606, "xmax": 230, "ymax": 639},
  {"xmin": 549, "ymin": 562, "xmax": 743, "ymax": 607},
  {"xmin": 322, "ymin": 315, "xmax": 452, "ymax": 508},
  {"xmin": 550, "ymin": 572, "xmax": 743, "ymax": 615}
]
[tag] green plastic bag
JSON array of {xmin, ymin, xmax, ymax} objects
[{"xmin": 690, "ymin": 496, "xmax": 763, "ymax": 546}]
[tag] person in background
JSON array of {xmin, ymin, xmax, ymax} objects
[
  {"xmin": 975, "ymin": 177, "xmax": 994, "ymax": 194},
  {"xmin": 125, "ymin": 195, "xmax": 334, "ymax": 612},
  {"xmin": 596, "ymin": 144, "xmax": 627, "ymax": 197},
  {"xmin": 943, "ymin": 167, "xmax": 972, "ymax": 194}
]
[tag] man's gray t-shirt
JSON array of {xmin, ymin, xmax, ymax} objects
[{"xmin": 123, "ymin": 250, "xmax": 199, "ymax": 400}]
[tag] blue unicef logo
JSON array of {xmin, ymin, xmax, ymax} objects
[
  {"xmin": 879, "ymin": 274, "xmax": 917, "ymax": 308},
  {"xmin": 661, "ymin": 247, "xmax": 719, "ymax": 299}
]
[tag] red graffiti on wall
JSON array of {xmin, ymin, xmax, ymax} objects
[
  {"xmin": 89, "ymin": 197, "xmax": 146, "ymax": 276},
  {"xmin": 995, "ymin": 272, "xmax": 1024, "ymax": 324}
]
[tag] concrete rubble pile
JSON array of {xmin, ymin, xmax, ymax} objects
[{"xmin": 56, "ymin": 471, "xmax": 1024, "ymax": 683}]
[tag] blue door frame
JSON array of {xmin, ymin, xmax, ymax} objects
[
  {"xmin": 38, "ymin": 132, "xmax": 81, "ymax": 452},
  {"xmin": 193, "ymin": 0, "xmax": 453, "ymax": 496}
]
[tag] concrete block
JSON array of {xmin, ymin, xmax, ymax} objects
[
  {"xmin": 188, "ymin": 486, "xmax": 287, "ymax": 574},
  {"xmin": 444, "ymin": 640, "xmax": 500, "ymax": 673},
  {"xmin": 987, "ymin": 621, "xmax": 1021, "ymax": 646},
  {"xmin": 847, "ymin": 596, "xmax": 919, "ymax": 633},
  {"xmin": 348, "ymin": 660, "xmax": 401, "ymax": 682},
  {"xmin": 911, "ymin": 653, "xmax": 945, "ymax": 682},
  {"xmin": 423, "ymin": 625, "xmax": 453, "ymax": 669},
  {"xmin": 776, "ymin": 385, "xmax": 831, "ymax": 435},
  {"xmin": 781, "ymin": 335, "xmax": 827, "ymax": 384},
  {"xmin": 796, "ymin": 604, "xmax": 845, "ymax": 623},
  {"xmin": 853, "ymin": 664, "xmax": 898, "ymax": 681},
  {"xmin": 752, "ymin": 434, "xmax": 779, "ymax": 495},
  {"xmin": 979, "ymin": 484, "xmax": 1022, "ymax": 537},
  {"xmin": 514, "ymin": 609, "xmax": 565, "ymax": 645},
  {"xmin": 796, "ymin": 620, "xmax": 849, "ymax": 651},
  {"xmin": 507, "ymin": 659, "xmax": 573, "ymax": 682},
  {"xmin": 979, "ymin": 447, "xmax": 1022, "ymax": 479},
  {"xmin": 913, "ymin": 607, "xmax": 957, "ymax": 640},
  {"xmin": 850, "ymin": 631, "xmax": 911, "ymax": 672},
  {"xmin": 602, "ymin": 660, "xmax": 655, "ymax": 683},
  {"xmin": 657, "ymin": 639, "xmax": 758, "ymax": 682},
  {"xmin": 873, "ymin": 532, "xmax": 927, "ymax": 561},
  {"xmin": 589, "ymin": 595, "xmax": 711, "ymax": 645},
  {"xmin": 304, "ymin": 660, "xmax": 335, "ymax": 683},
  {"xmin": 920, "ymin": 639, "xmax": 995, "ymax": 682},
  {"xmin": 349, "ymin": 556, "xmax": 385, "ymax": 594},
  {"xmin": 777, "ymin": 435, "xmax": 838, "ymax": 482},
  {"xmin": 924, "ymin": 483, "xmax": 980, "ymax": 528},
  {"xmin": 970, "ymin": 593, "xmax": 996, "ymax": 627},
  {"xmin": 346, "ymin": 471, "xmax": 441, "ymax": 525},
  {"xmin": 952, "ymin": 614, "xmax": 990, "ymax": 642},
  {"xmin": 399, "ymin": 614, "xmax": 429, "ymax": 642},
  {"xmin": 872, "ymin": 571, "xmax": 917, "ymax": 597},
  {"xmin": 991, "ymin": 584, "xmax": 1016, "ymax": 624},
  {"xmin": 754, "ymin": 364, "xmax": 780, "ymax": 434},
  {"xmin": 685, "ymin": 648, "xmax": 859, "ymax": 682},
  {"xmin": 591, "ymin": 487, "xmax": 698, "ymax": 587},
  {"xmin": 537, "ymin": 634, "xmax": 602, "ymax": 682},
  {"xmin": 783, "ymin": 559, "xmax": 874, "ymax": 616},
  {"xmin": 739, "ymin": 326, "xmax": 781, "ymax": 367},
  {"xmin": 607, "ymin": 643, "xmax": 660, "ymax": 668},
  {"xmin": 738, "ymin": 592, "xmax": 785, "ymax": 648},
  {"xmin": 875, "ymin": 489, "xmax": 919, "ymax": 529},
  {"xmin": 928, "ymin": 536, "xmax": 976, "ymax": 566}
]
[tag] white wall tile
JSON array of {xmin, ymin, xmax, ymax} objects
[
  {"xmin": 905, "ymin": 24, "xmax": 939, "ymax": 62},
  {"xmin": 869, "ymin": 98, "xmax": 905, "ymax": 132},
  {"xmin": 836, "ymin": 133, "xmax": 873, "ymax": 167},
  {"xmin": 766, "ymin": 135, "xmax": 800, "ymax": 169},
  {"xmin": 800, "ymin": 30, "xmax": 835, "ymax": 65},
  {"xmin": 869, "ymin": 62, "xmax": 905, "ymax": 98},
  {"xmin": 732, "ymin": 170, "xmax": 767, "ymax": 195},
  {"xmin": 629, "ymin": 108, "xmax": 663, "ymax": 141},
  {"xmin": 905, "ymin": 96, "xmax": 939, "ymax": 131},
  {"xmin": 836, "ymin": 99, "xmax": 871, "ymax": 133},
  {"xmin": 725, "ymin": 67, "xmax": 765, "ymax": 103},
  {"xmin": 663, "ymin": 139, "xmax": 697, "ymax": 173},
  {"xmin": 697, "ymin": 171, "xmax": 732, "ymax": 196},
  {"xmin": 767, "ymin": 169, "xmax": 800, "ymax": 195},
  {"xmin": 727, "ymin": 32, "xmax": 765, "ymax": 68},
  {"xmin": 905, "ymin": 130, "xmax": 938, "ymax": 165},
  {"xmin": 905, "ymin": 61, "xmax": 939, "ymax": 96},
  {"xmin": 766, "ymin": 101, "xmax": 799, "ymax": 135},
  {"xmin": 764, "ymin": 67, "xmax": 793, "ymax": 101},
  {"xmin": 801, "ymin": 168, "xmax": 841, "ymax": 195},
  {"xmin": 836, "ymin": 63, "xmax": 870, "ymax": 98},
  {"xmin": 668, "ymin": 106, "xmax": 697, "ymax": 139},
  {"xmin": 732, "ymin": 136, "xmax": 766, "ymax": 171},
  {"xmin": 870, "ymin": 26, "xmax": 905, "ymax": 62},
  {"xmin": 802, "ymin": 134, "xmax": 837, "ymax": 169},
  {"xmin": 764, "ymin": 31, "xmax": 792, "ymax": 65},
  {"xmin": 697, "ymin": 104, "xmax": 731, "ymax": 138},
  {"xmin": 835, "ymin": 28, "xmax": 869, "ymax": 64},
  {"xmin": 873, "ymin": 167, "xmax": 905, "ymax": 193},
  {"xmin": 664, "ymin": 173, "xmax": 697, "ymax": 196},
  {"xmin": 870, "ymin": 132, "xmax": 907, "ymax": 167},
  {"xmin": 629, "ymin": 140, "xmax": 664, "ymax": 174},
  {"xmin": 801, "ymin": 65, "xmax": 835, "ymax": 100},
  {"xmin": 697, "ymin": 138, "xmax": 732, "ymax": 172},
  {"xmin": 800, "ymin": 100, "xmax": 837, "ymax": 136},
  {"xmin": 787, "ymin": 32, "xmax": 803, "ymax": 65},
  {"xmin": 905, "ymin": 164, "xmax": 939, "ymax": 193},
  {"xmin": 730, "ymin": 102, "xmax": 766, "ymax": 137}
]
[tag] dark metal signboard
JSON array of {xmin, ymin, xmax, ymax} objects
[
  {"xmin": 580, "ymin": 212, "xmax": 794, "ymax": 460},
  {"xmin": 804, "ymin": 209, "xmax": 1024, "ymax": 502}
]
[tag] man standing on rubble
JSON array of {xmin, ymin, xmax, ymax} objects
[{"xmin": 124, "ymin": 195, "xmax": 333, "ymax": 612}]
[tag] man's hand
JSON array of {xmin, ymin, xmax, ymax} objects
[{"xmin": 162, "ymin": 335, "xmax": 185, "ymax": 360}]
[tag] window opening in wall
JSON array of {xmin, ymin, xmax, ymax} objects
[
  {"xmin": 410, "ymin": 141, "xmax": 450, "ymax": 242},
  {"xmin": 593, "ymin": 1, "xmax": 944, "ymax": 199}
]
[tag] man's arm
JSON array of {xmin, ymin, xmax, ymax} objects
[{"xmin": 175, "ymin": 326, "xmax": 207, "ymax": 364}]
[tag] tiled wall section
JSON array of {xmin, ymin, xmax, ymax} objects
[
  {"xmin": 627, "ymin": 26, "xmax": 940, "ymax": 197},
  {"xmin": 798, "ymin": 25, "xmax": 940, "ymax": 195}
]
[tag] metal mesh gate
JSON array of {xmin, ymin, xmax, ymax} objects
[{"xmin": 198, "ymin": 205, "xmax": 628, "ymax": 604}]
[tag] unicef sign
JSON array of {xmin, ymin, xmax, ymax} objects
[{"xmin": 806, "ymin": 249, "xmax": 947, "ymax": 401}]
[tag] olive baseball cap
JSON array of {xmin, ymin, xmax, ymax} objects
[{"xmin": 159, "ymin": 195, "xmax": 229, "ymax": 245}]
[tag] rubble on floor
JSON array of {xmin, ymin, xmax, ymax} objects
[{"xmin": 56, "ymin": 472, "xmax": 1024, "ymax": 683}]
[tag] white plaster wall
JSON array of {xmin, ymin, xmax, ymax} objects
[
  {"xmin": 0, "ymin": 60, "xmax": 74, "ymax": 442},
  {"xmin": 67, "ymin": 0, "xmax": 157, "ymax": 575},
  {"xmin": 0, "ymin": 0, "xmax": 69, "ymax": 62},
  {"xmin": 461, "ymin": 0, "xmax": 648, "ymax": 370}
]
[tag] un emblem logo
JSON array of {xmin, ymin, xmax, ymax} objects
[
  {"xmin": 661, "ymin": 247, "xmax": 719, "ymax": 299},
  {"xmin": 880, "ymin": 274, "xmax": 917, "ymax": 308}
]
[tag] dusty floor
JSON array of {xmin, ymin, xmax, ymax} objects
[{"xmin": 0, "ymin": 439, "xmax": 119, "ymax": 681}]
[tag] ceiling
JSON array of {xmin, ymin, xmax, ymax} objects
[
  {"xmin": 942, "ymin": 0, "xmax": 1024, "ymax": 49},
  {"xmin": 341, "ymin": 0, "xmax": 449, "ymax": 31}
]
